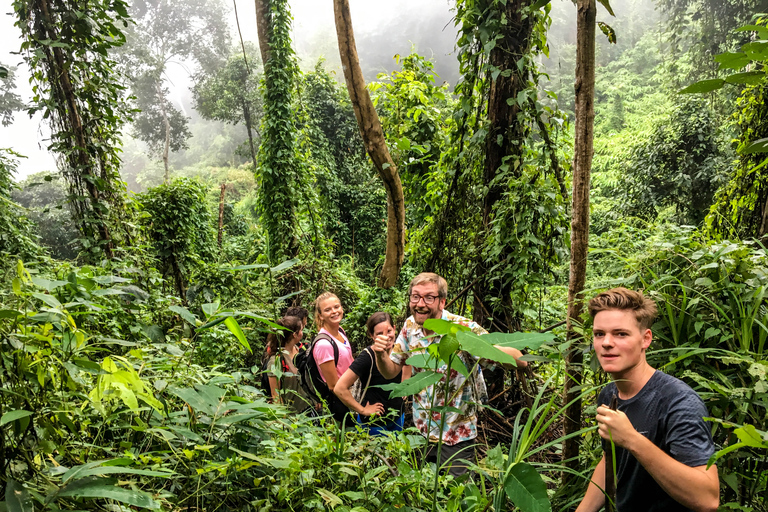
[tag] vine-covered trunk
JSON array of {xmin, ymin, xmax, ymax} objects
[
  {"xmin": 333, "ymin": 0, "xmax": 405, "ymax": 288},
  {"xmin": 218, "ymin": 183, "xmax": 226, "ymax": 249},
  {"xmin": 243, "ymin": 102, "xmax": 258, "ymax": 169},
  {"xmin": 473, "ymin": 0, "xmax": 535, "ymax": 330},
  {"xmin": 563, "ymin": 0, "xmax": 597, "ymax": 483}
]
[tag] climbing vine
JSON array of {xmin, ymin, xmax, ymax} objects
[{"xmin": 13, "ymin": 0, "xmax": 134, "ymax": 260}]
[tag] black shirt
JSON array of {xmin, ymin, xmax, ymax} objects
[
  {"xmin": 598, "ymin": 371, "xmax": 715, "ymax": 512},
  {"xmin": 349, "ymin": 347, "xmax": 404, "ymax": 424}
]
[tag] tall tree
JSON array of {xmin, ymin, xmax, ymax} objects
[
  {"xmin": 193, "ymin": 44, "xmax": 263, "ymax": 171},
  {"xmin": 334, "ymin": 0, "xmax": 405, "ymax": 288},
  {"xmin": 0, "ymin": 64, "xmax": 24, "ymax": 127},
  {"xmin": 14, "ymin": 0, "xmax": 133, "ymax": 260},
  {"xmin": 255, "ymin": 0, "xmax": 300, "ymax": 261},
  {"xmin": 120, "ymin": 0, "xmax": 231, "ymax": 180},
  {"xmin": 562, "ymin": 0, "xmax": 597, "ymax": 483}
]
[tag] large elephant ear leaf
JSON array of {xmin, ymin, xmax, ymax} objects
[{"xmin": 456, "ymin": 331, "xmax": 518, "ymax": 366}]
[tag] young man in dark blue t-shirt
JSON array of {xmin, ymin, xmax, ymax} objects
[{"xmin": 575, "ymin": 288, "xmax": 719, "ymax": 512}]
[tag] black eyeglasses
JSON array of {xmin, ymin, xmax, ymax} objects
[{"xmin": 409, "ymin": 294, "xmax": 439, "ymax": 305}]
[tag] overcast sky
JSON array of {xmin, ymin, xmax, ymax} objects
[{"xmin": 0, "ymin": 0, "xmax": 455, "ymax": 181}]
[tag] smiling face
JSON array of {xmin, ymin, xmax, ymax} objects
[
  {"xmin": 593, "ymin": 308, "xmax": 652, "ymax": 378},
  {"xmin": 318, "ymin": 297, "xmax": 343, "ymax": 329},
  {"xmin": 370, "ymin": 320, "xmax": 396, "ymax": 343},
  {"xmin": 409, "ymin": 282, "xmax": 446, "ymax": 326}
]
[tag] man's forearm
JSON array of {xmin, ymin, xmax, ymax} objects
[
  {"xmin": 575, "ymin": 456, "xmax": 606, "ymax": 512},
  {"xmin": 627, "ymin": 433, "xmax": 719, "ymax": 512},
  {"xmin": 494, "ymin": 345, "xmax": 528, "ymax": 368}
]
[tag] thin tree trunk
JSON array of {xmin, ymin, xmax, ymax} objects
[
  {"xmin": 243, "ymin": 101, "xmax": 258, "ymax": 169},
  {"xmin": 255, "ymin": 0, "xmax": 271, "ymax": 66},
  {"xmin": 333, "ymin": 0, "xmax": 405, "ymax": 288},
  {"xmin": 218, "ymin": 183, "xmax": 227, "ymax": 249},
  {"xmin": 562, "ymin": 0, "xmax": 597, "ymax": 484},
  {"xmin": 158, "ymin": 84, "xmax": 171, "ymax": 182}
]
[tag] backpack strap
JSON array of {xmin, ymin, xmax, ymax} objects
[
  {"xmin": 357, "ymin": 347, "xmax": 375, "ymax": 406},
  {"xmin": 312, "ymin": 332, "xmax": 340, "ymax": 367}
]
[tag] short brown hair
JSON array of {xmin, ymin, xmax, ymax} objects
[
  {"xmin": 409, "ymin": 272, "xmax": 448, "ymax": 298},
  {"xmin": 588, "ymin": 287, "xmax": 658, "ymax": 331}
]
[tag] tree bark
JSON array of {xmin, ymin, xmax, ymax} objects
[
  {"xmin": 218, "ymin": 183, "xmax": 227, "ymax": 249},
  {"xmin": 333, "ymin": 0, "xmax": 405, "ymax": 288},
  {"xmin": 158, "ymin": 84, "xmax": 171, "ymax": 182},
  {"xmin": 243, "ymin": 101, "xmax": 258, "ymax": 169},
  {"xmin": 473, "ymin": 0, "xmax": 535, "ymax": 330},
  {"xmin": 562, "ymin": 0, "xmax": 597, "ymax": 485},
  {"xmin": 255, "ymin": 0, "xmax": 271, "ymax": 66}
]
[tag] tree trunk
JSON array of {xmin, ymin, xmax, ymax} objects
[
  {"xmin": 473, "ymin": 0, "xmax": 535, "ymax": 330},
  {"xmin": 218, "ymin": 183, "xmax": 227, "ymax": 249},
  {"xmin": 255, "ymin": 0, "xmax": 271, "ymax": 66},
  {"xmin": 333, "ymin": 0, "xmax": 405, "ymax": 288},
  {"xmin": 562, "ymin": 0, "xmax": 597, "ymax": 485},
  {"xmin": 36, "ymin": 0, "xmax": 114, "ymax": 258},
  {"xmin": 159, "ymin": 84, "xmax": 171, "ymax": 182},
  {"xmin": 243, "ymin": 101, "xmax": 258, "ymax": 169}
]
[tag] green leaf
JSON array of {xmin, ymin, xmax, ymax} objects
[
  {"xmin": 201, "ymin": 302, "xmax": 219, "ymax": 319},
  {"xmin": 741, "ymin": 137, "xmax": 768, "ymax": 154},
  {"xmin": 62, "ymin": 460, "xmax": 175, "ymax": 483},
  {"xmin": 598, "ymin": 22, "xmax": 616, "ymax": 44},
  {"xmin": 597, "ymin": 0, "xmax": 615, "ymax": 16},
  {"xmin": 503, "ymin": 462, "xmax": 551, "ymax": 512},
  {"xmin": 224, "ymin": 316, "xmax": 251, "ymax": 353},
  {"xmin": 736, "ymin": 24, "xmax": 768, "ymax": 39},
  {"xmin": 57, "ymin": 477, "xmax": 160, "ymax": 509},
  {"xmin": 734, "ymin": 425, "xmax": 767, "ymax": 448},
  {"xmin": 0, "ymin": 410, "xmax": 33, "ymax": 426},
  {"xmin": 482, "ymin": 332, "xmax": 554, "ymax": 350},
  {"xmin": 169, "ymin": 305, "xmax": 196, "ymax": 325},
  {"xmin": 715, "ymin": 51, "xmax": 752, "ymax": 70},
  {"xmin": 270, "ymin": 258, "xmax": 299, "ymax": 273},
  {"xmin": 377, "ymin": 371, "xmax": 444, "ymax": 398},
  {"xmin": 5, "ymin": 479, "xmax": 32, "ymax": 512},
  {"xmin": 30, "ymin": 277, "xmax": 69, "ymax": 291},
  {"xmin": 438, "ymin": 334, "xmax": 460, "ymax": 365},
  {"xmin": 31, "ymin": 292, "xmax": 62, "ymax": 309},
  {"xmin": 221, "ymin": 263, "xmax": 270, "ymax": 271},
  {"xmin": 678, "ymin": 79, "xmax": 725, "ymax": 94},
  {"xmin": 725, "ymin": 71, "xmax": 765, "ymax": 85},
  {"xmin": 457, "ymin": 331, "xmax": 519, "ymax": 366},
  {"xmin": 0, "ymin": 309, "xmax": 22, "ymax": 319},
  {"xmin": 423, "ymin": 318, "xmax": 471, "ymax": 336}
]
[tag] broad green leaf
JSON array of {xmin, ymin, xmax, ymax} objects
[
  {"xmin": 169, "ymin": 305, "xmax": 196, "ymax": 325},
  {"xmin": 222, "ymin": 263, "xmax": 270, "ymax": 270},
  {"xmin": 598, "ymin": 22, "xmax": 616, "ymax": 44},
  {"xmin": 5, "ymin": 479, "xmax": 32, "ymax": 512},
  {"xmin": 274, "ymin": 289, "xmax": 303, "ymax": 304},
  {"xmin": 725, "ymin": 71, "xmax": 765, "ymax": 85},
  {"xmin": 438, "ymin": 334, "xmax": 460, "ymax": 365},
  {"xmin": 92, "ymin": 275, "xmax": 131, "ymax": 284},
  {"xmin": 742, "ymin": 40, "xmax": 768, "ymax": 60},
  {"xmin": 715, "ymin": 51, "xmax": 751, "ymax": 70},
  {"xmin": 201, "ymin": 302, "xmax": 219, "ymax": 318},
  {"xmin": 30, "ymin": 277, "xmax": 69, "ymax": 291},
  {"xmin": 405, "ymin": 352, "xmax": 435, "ymax": 369},
  {"xmin": 57, "ymin": 477, "xmax": 160, "ymax": 509},
  {"xmin": 234, "ymin": 311, "xmax": 283, "ymax": 329},
  {"xmin": 457, "ymin": 331, "xmax": 519, "ymax": 366},
  {"xmin": 678, "ymin": 79, "xmax": 725, "ymax": 94},
  {"xmin": 504, "ymin": 462, "xmax": 551, "ymax": 512},
  {"xmin": 734, "ymin": 425, "xmax": 767, "ymax": 448},
  {"xmin": 0, "ymin": 309, "xmax": 21, "ymax": 319},
  {"xmin": 483, "ymin": 332, "xmax": 554, "ymax": 350},
  {"xmin": 736, "ymin": 24, "xmax": 768, "ymax": 39},
  {"xmin": 31, "ymin": 292, "xmax": 62, "ymax": 309},
  {"xmin": 377, "ymin": 371, "xmax": 444, "ymax": 398},
  {"xmin": 316, "ymin": 488, "xmax": 343, "ymax": 509},
  {"xmin": 424, "ymin": 318, "xmax": 471, "ymax": 335},
  {"xmin": 62, "ymin": 460, "xmax": 175, "ymax": 483},
  {"xmin": 741, "ymin": 137, "xmax": 768, "ymax": 154},
  {"xmin": 270, "ymin": 258, "xmax": 299, "ymax": 273},
  {"xmin": 0, "ymin": 410, "xmax": 33, "ymax": 426},
  {"xmin": 224, "ymin": 316, "xmax": 251, "ymax": 353}
]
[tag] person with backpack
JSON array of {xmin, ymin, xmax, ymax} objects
[
  {"xmin": 333, "ymin": 312, "xmax": 410, "ymax": 435},
  {"xmin": 263, "ymin": 316, "xmax": 311, "ymax": 413},
  {"xmin": 309, "ymin": 292, "xmax": 354, "ymax": 422}
]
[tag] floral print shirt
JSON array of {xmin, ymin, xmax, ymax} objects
[{"xmin": 390, "ymin": 310, "xmax": 488, "ymax": 446}]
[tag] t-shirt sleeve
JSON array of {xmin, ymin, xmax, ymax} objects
[
  {"xmin": 664, "ymin": 390, "xmax": 715, "ymax": 467},
  {"xmin": 313, "ymin": 339, "xmax": 336, "ymax": 366},
  {"xmin": 349, "ymin": 349, "xmax": 373, "ymax": 379},
  {"xmin": 390, "ymin": 327, "xmax": 409, "ymax": 366}
]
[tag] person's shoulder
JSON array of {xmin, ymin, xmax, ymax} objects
[{"xmin": 649, "ymin": 371, "xmax": 707, "ymax": 409}]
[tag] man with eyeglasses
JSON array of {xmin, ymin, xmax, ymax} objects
[{"xmin": 372, "ymin": 272, "xmax": 527, "ymax": 477}]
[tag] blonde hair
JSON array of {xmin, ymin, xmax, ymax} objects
[
  {"xmin": 313, "ymin": 292, "xmax": 340, "ymax": 330},
  {"xmin": 588, "ymin": 287, "xmax": 658, "ymax": 331},
  {"xmin": 409, "ymin": 272, "xmax": 448, "ymax": 298}
]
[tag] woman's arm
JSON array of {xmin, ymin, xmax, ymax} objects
[
  {"xmin": 318, "ymin": 360, "xmax": 340, "ymax": 391},
  {"xmin": 333, "ymin": 368, "xmax": 384, "ymax": 416},
  {"xmin": 268, "ymin": 375, "xmax": 281, "ymax": 403}
]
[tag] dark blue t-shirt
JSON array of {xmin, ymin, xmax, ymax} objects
[{"xmin": 598, "ymin": 371, "xmax": 715, "ymax": 512}]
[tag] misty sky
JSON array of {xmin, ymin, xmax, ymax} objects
[{"xmin": 0, "ymin": 0, "xmax": 457, "ymax": 180}]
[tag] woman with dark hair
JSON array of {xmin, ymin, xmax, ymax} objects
[
  {"xmin": 333, "ymin": 312, "xmax": 409, "ymax": 435},
  {"xmin": 265, "ymin": 316, "xmax": 310, "ymax": 413}
]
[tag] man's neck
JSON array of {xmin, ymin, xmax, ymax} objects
[{"xmin": 612, "ymin": 362, "xmax": 655, "ymax": 400}]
